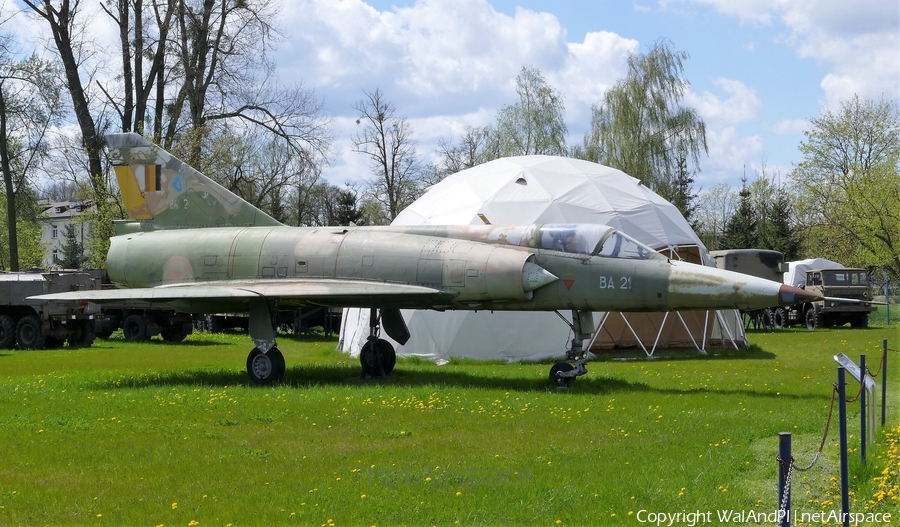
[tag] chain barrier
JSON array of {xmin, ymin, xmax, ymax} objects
[
  {"xmin": 777, "ymin": 455, "xmax": 794, "ymax": 515},
  {"xmin": 775, "ymin": 383, "xmax": 840, "ymax": 517},
  {"xmin": 845, "ymin": 369, "xmax": 867, "ymax": 403},
  {"xmin": 790, "ymin": 384, "xmax": 838, "ymax": 471},
  {"xmin": 865, "ymin": 345, "xmax": 889, "ymax": 378}
]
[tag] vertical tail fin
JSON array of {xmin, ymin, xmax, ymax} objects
[{"xmin": 106, "ymin": 133, "xmax": 282, "ymax": 229}]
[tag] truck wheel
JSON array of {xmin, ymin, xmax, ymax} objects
[
  {"xmin": 160, "ymin": 325, "xmax": 187, "ymax": 343},
  {"xmin": 204, "ymin": 314, "xmax": 225, "ymax": 333},
  {"xmin": 122, "ymin": 314, "xmax": 149, "ymax": 341},
  {"xmin": 772, "ymin": 308, "xmax": 786, "ymax": 329},
  {"xmin": 16, "ymin": 315, "xmax": 45, "ymax": 349},
  {"xmin": 0, "ymin": 314, "xmax": 16, "ymax": 349},
  {"xmin": 68, "ymin": 320, "xmax": 96, "ymax": 348},
  {"xmin": 805, "ymin": 308, "xmax": 819, "ymax": 331},
  {"xmin": 851, "ymin": 313, "xmax": 869, "ymax": 328}
]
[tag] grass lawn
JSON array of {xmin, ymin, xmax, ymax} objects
[{"xmin": 0, "ymin": 324, "xmax": 898, "ymax": 526}]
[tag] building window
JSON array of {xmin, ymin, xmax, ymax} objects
[
  {"xmin": 52, "ymin": 249, "xmax": 59, "ymax": 263},
  {"xmin": 51, "ymin": 224, "xmax": 58, "ymax": 239}
]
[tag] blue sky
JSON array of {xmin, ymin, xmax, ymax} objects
[{"xmin": 273, "ymin": 0, "xmax": 898, "ymax": 191}]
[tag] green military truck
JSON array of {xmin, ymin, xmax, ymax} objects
[
  {"xmin": 780, "ymin": 267, "xmax": 875, "ymax": 330},
  {"xmin": 0, "ymin": 271, "xmax": 101, "ymax": 349}
]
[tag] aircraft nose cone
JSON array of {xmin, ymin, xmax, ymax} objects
[{"xmin": 778, "ymin": 284, "xmax": 822, "ymax": 305}]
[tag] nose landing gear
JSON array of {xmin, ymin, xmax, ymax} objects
[{"xmin": 550, "ymin": 310, "xmax": 594, "ymax": 388}]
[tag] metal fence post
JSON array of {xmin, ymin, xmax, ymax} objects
[
  {"xmin": 838, "ymin": 367, "xmax": 850, "ymax": 527},
  {"xmin": 883, "ymin": 339, "xmax": 888, "ymax": 426},
  {"xmin": 778, "ymin": 432, "xmax": 791, "ymax": 527},
  {"xmin": 860, "ymin": 354, "xmax": 866, "ymax": 464}
]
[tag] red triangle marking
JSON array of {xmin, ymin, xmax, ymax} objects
[{"xmin": 563, "ymin": 279, "xmax": 575, "ymax": 291}]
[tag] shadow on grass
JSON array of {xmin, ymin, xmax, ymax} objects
[
  {"xmin": 591, "ymin": 344, "xmax": 777, "ymax": 362},
  {"xmin": 99, "ymin": 336, "xmax": 245, "ymax": 347},
  {"xmin": 89, "ymin": 355, "xmax": 821, "ymax": 402}
]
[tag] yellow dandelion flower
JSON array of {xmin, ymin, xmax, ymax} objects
[
  {"xmin": 456, "ymin": 491, "xmax": 462, "ymax": 497},
  {"xmin": 361, "ymin": 494, "xmax": 367, "ymax": 499},
  {"xmin": 172, "ymin": 503, "xmax": 178, "ymax": 510}
]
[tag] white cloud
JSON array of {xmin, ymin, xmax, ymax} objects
[
  {"xmin": 772, "ymin": 119, "xmax": 808, "ymax": 135},
  {"xmin": 556, "ymin": 31, "xmax": 638, "ymax": 119},
  {"xmin": 696, "ymin": 126, "xmax": 765, "ymax": 186},
  {"xmin": 280, "ymin": 0, "xmax": 578, "ymax": 106},
  {"xmin": 687, "ymin": 78, "xmax": 762, "ymax": 126}
]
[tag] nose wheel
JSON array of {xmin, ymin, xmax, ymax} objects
[
  {"xmin": 549, "ymin": 309, "xmax": 594, "ymax": 388},
  {"xmin": 550, "ymin": 362, "xmax": 575, "ymax": 388}
]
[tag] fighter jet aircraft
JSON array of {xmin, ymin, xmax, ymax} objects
[{"xmin": 29, "ymin": 133, "xmax": 820, "ymax": 386}]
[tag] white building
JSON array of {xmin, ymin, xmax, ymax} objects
[{"xmin": 38, "ymin": 201, "xmax": 93, "ymax": 270}]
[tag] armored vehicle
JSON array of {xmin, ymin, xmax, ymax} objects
[{"xmin": 0, "ymin": 271, "xmax": 100, "ymax": 349}]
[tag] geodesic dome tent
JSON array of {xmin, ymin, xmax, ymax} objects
[{"xmin": 339, "ymin": 156, "xmax": 746, "ymax": 362}]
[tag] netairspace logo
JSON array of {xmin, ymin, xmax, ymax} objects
[{"xmin": 636, "ymin": 509, "xmax": 893, "ymax": 526}]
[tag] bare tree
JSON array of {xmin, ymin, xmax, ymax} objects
[
  {"xmin": 693, "ymin": 183, "xmax": 737, "ymax": 251},
  {"xmin": 352, "ymin": 88, "xmax": 423, "ymax": 222},
  {"xmin": 0, "ymin": 41, "xmax": 66, "ymax": 270},
  {"xmin": 20, "ymin": 0, "xmax": 110, "ymax": 203},
  {"xmin": 98, "ymin": 0, "xmax": 175, "ymax": 141}
]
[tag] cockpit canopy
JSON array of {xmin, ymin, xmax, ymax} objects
[{"xmin": 536, "ymin": 224, "xmax": 662, "ymax": 260}]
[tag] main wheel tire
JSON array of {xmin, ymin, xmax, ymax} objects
[
  {"xmin": 16, "ymin": 315, "xmax": 45, "ymax": 349},
  {"xmin": 68, "ymin": 320, "xmax": 96, "ymax": 348},
  {"xmin": 773, "ymin": 308, "xmax": 786, "ymax": 329},
  {"xmin": 246, "ymin": 347, "xmax": 285, "ymax": 385},
  {"xmin": 550, "ymin": 362, "xmax": 575, "ymax": 388},
  {"xmin": 0, "ymin": 314, "xmax": 16, "ymax": 349},
  {"xmin": 122, "ymin": 314, "xmax": 149, "ymax": 341},
  {"xmin": 359, "ymin": 338, "xmax": 396, "ymax": 376},
  {"xmin": 805, "ymin": 308, "xmax": 819, "ymax": 331}
]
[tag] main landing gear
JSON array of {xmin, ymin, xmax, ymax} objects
[
  {"xmin": 244, "ymin": 298, "xmax": 285, "ymax": 385},
  {"xmin": 241, "ymin": 302, "xmax": 411, "ymax": 385},
  {"xmin": 550, "ymin": 310, "xmax": 594, "ymax": 388},
  {"xmin": 359, "ymin": 307, "xmax": 407, "ymax": 378}
]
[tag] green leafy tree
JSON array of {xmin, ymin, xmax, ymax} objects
[
  {"xmin": 721, "ymin": 177, "xmax": 758, "ymax": 249},
  {"xmin": 791, "ymin": 95, "xmax": 900, "ymax": 278},
  {"xmin": 496, "ymin": 65, "xmax": 567, "ymax": 157},
  {"xmin": 749, "ymin": 174, "xmax": 802, "ymax": 260},
  {"xmin": 0, "ymin": 187, "xmax": 43, "ymax": 270},
  {"xmin": 576, "ymin": 39, "xmax": 707, "ymax": 207}
]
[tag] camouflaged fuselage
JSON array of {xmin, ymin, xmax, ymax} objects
[{"xmin": 107, "ymin": 224, "xmax": 677, "ymax": 314}]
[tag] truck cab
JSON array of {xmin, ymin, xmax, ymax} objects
[{"xmin": 804, "ymin": 268, "xmax": 874, "ymax": 328}]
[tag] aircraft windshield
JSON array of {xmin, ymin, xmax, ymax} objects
[
  {"xmin": 595, "ymin": 230, "xmax": 660, "ymax": 260},
  {"xmin": 536, "ymin": 224, "xmax": 661, "ymax": 260}
]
